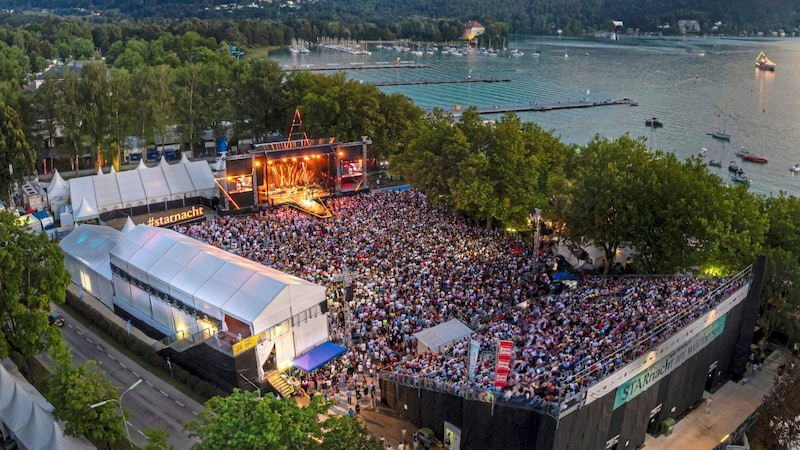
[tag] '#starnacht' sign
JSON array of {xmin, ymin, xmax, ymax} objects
[{"xmin": 144, "ymin": 206, "xmax": 205, "ymax": 227}]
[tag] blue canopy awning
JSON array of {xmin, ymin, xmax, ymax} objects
[{"xmin": 291, "ymin": 341, "xmax": 347, "ymax": 372}]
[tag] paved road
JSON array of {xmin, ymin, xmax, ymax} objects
[{"xmin": 55, "ymin": 306, "xmax": 202, "ymax": 449}]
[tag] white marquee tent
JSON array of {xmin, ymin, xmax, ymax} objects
[
  {"xmin": 59, "ymin": 224, "xmax": 124, "ymax": 309},
  {"xmin": 109, "ymin": 225, "xmax": 328, "ymax": 369},
  {"xmin": 68, "ymin": 159, "xmax": 217, "ymax": 213},
  {"xmin": 413, "ymin": 319, "xmax": 474, "ymax": 355},
  {"xmin": 73, "ymin": 197, "xmax": 99, "ymax": 222},
  {"xmin": 45, "ymin": 169, "xmax": 70, "ymax": 213},
  {"xmin": 0, "ymin": 360, "xmax": 95, "ymax": 450}
]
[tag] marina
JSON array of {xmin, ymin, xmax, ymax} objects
[{"xmin": 270, "ymin": 37, "xmax": 800, "ymax": 197}]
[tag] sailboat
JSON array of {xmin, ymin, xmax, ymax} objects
[
  {"xmin": 532, "ymin": 43, "xmax": 541, "ymax": 57},
  {"xmin": 710, "ymin": 108, "xmax": 731, "ymax": 141},
  {"xmin": 564, "ymin": 46, "xmax": 569, "ymax": 58}
]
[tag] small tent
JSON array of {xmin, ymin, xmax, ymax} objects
[
  {"xmin": 74, "ymin": 197, "xmax": 99, "ymax": 222},
  {"xmin": 121, "ymin": 217, "xmax": 136, "ymax": 233},
  {"xmin": 46, "ymin": 169, "xmax": 70, "ymax": 211},
  {"xmin": 413, "ymin": 319, "xmax": 474, "ymax": 355}
]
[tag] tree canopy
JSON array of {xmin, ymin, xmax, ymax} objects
[
  {"xmin": 185, "ymin": 390, "xmax": 381, "ymax": 450},
  {"xmin": 0, "ymin": 211, "xmax": 70, "ymax": 362}
]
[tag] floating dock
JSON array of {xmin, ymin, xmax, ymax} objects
[
  {"xmin": 283, "ymin": 62, "xmax": 429, "ymax": 72},
  {"xmin": 371, "ymin": 77, "xmax": 511, "ymax": 86},
  {"xmin": 447, "ymin": 98, "xmax": 638, "ymax": 117}
]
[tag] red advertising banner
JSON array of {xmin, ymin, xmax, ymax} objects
[{"xmin": 495, "ymin": 340, "xmax": 514, "ymax": 389}]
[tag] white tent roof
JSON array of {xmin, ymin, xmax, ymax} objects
[
  {"xmin": 184, "ymin": 160, "xmax": 217, "ymax": 196},
  {"xmin": 116, "ymin": 169, "xmax": 147, "ymax": 207},
  {"xmin": 136, "ymin": 159, "xmax": 148, "ymax": 170},
  {"xmin": 46, "ymin": 169, "xmax": 70, "ymax": 199},
  {"xmin": 161, "ymin": 160, "xmax": 196, "ymax": 199},
  {"xmin": 68, "ymin": 177, "xmax": 98, "ymax": 213},
  {"xmin": 109, "ymin": 226, "xmax": 325, "ymax": 331},
  {"xmin": 74, "ymin": 197, "xmax": 99, "ymax": 222},
  {"xmin": 121, "ymin": 217, "xmax": 136, "ymax": 233},
  {"xmin": 0, "ymin": 360, "xmax": 95, "ymax": 450},
  {"xmin": 92, "ymin": 170, "xmax": 122, "ymax": 212},
  {"xmin": 59, "ymin": 225, "xmax": 124, "ymax": 281},
  {"xmin": 413, "ymin": 319, "xmax": 474, "ymax": 354},
  {"xmin": 138, "ymin": 166, "xmax": 172, "ymax": 203}
]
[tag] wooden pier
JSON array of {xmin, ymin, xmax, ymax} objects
[
  {"xmin": 371, "ymin": 77, "xmax": 511, "ymax": 87},
  {"xmin": 282, "ymin": 62, "xmax": 429, "ymax": 72},
  {"xmin": 447, "ymin": 98, "xmax": 638, "ymax": 117}
]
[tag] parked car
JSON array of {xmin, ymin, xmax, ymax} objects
[{"xmin": 48, "ymin": 312, "xmax": 65, "ymax": 327}]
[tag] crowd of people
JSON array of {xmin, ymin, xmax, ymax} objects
[{"xmin": 173, "ymin": 189, "xmax": 744, "ymax": 412}]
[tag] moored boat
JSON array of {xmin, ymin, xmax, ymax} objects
[
  {"xmin": 791, "ymin": 164, "xmax": 800, "ymax": 173},
  {"xmin": 709, "ymin": 160, "xmax": 722, "ymax": 167},
  {"xmin": 711, "ymin": 131, "xmax": 731, "ymax": 141},
  {"xmin": 645, "ymin": 117, "xmax": 663, "ymax": 127},
  {"xmin": 728, "ymin": 161, "xmax": 744, "ymax": 174},
  {"xmin": 699, "ymin": 148, "xmax": 708, "ymax": 157},
  {"xmin": 735, "ymin": 147, "xmax": 753, "ymax": 158},
  {"xmin": 743, "ymin": 154, "xmax": 768, "ymax": 164},
  {"xmin": 755, "ymin": 51, "xmax": 776, "ymax": 71},
  {"xmin": 731, "ymin": 173, "xmax": 751, "ymax": 184}
]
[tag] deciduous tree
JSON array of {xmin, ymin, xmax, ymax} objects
[
  {"xmin": 0, "ymin": 211, "xmax": 70, "ymax": 361},
  {"xmin": 0, "ymin": 102, "xmax": 36, "ymax": 204},
  {"xmin": 185, "ymin": 389, "xmax": 380, "ymax": 450}
]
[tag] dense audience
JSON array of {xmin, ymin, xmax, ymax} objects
[{"xmin": 174, "ymin": 190, "xmax": 743, "ymax": 411}]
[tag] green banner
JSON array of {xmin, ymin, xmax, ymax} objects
[{"xmin": 613, "ymin": 314, "xmax": 727, "ymax": 410}]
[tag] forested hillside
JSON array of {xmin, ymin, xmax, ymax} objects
[{"xmin": 2, "ymin": 0, "xmax": 798, "ymax": 35}]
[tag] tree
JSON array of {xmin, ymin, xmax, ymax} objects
[
  {"xmin": 185, "ymin": 389, "xmax": 380, "ymax": 450},
  {"xmin": 390, "ymin": 108, "xmax": 472, "ymax": 208},
  {"xmin": 750, "ymin": 368, "xmax": 800, "ymax": 450},
  {"xmin": 0, "ymin": 212, "xmax": 70, "ymax": 361},
  {"xmin": 142, "ymin": 427, "xmax": 177, "ymax": 450},
  {"xmin": 0, "ymin": 102, "xmax": 36, "ymax": 205},
  {"xmin": 79, "ymin": 61, "xmax": 114, "ymax": 170},
  {"xmin": 560, "ymin": 134, "xmax": 651, "ymax": 274},
  {"xmin": 231, "ymin": 58, "xmax": 285, "ymax": 144},
  {"xmin": 757, "ymin": 194, "xmax": 800, "ymax": 340},
  {"xmin": 46, "ymin": 360, "xmax": 126, "ymax": 446}
]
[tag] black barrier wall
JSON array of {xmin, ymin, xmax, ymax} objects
[
  {"xmin": 381, "ymin": 272, "xmax": 761, "ymax": 450},
  {"xmin": 730, "ymin": 255, "xmax": 767, "ymax": 381}
]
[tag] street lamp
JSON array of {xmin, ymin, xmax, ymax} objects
[{"xmin": 90, "ymin": 378, "xmax": 143, "ymax": 444}]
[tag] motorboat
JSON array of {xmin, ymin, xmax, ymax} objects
[
  {"xmin": 791, "ymin": 164, "xmax": 800, "ymax": 173},
  {"xmin": 645, "ymin": 117, "xmax": 663, "ymax": 128},
  {"xmin": 731, "ymin": 173, "xmax": 751, "ymax": 185},
  {"xmin": 709, "ymin": 160, "xmax": 722, "ymax": 167},
  {"xmin": 728, "ymin": 161, "xmax": 744, "ymax": 174},
  {"xmin": 755, "ymin": 51, "xmax": 776, "ymax": 71},
  {"xmin": 735, "ymin": 147, "xmax": 753, "ymax": 158},
  {"xmin": 699, "ymin": 148, "xmax": 708, "ymax": 157},
  {"xmin": 743, "ymin": 154, "xmax": 768, "ymax": 164}
]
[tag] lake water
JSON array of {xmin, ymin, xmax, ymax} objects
[{"xmin": 270, "ymin": 36, "xmax": 800, "ymax": 197}]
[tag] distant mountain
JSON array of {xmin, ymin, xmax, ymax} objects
[{"xmin": 3, "ymin": 0, "xmax": 798, "ymax": 35}]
